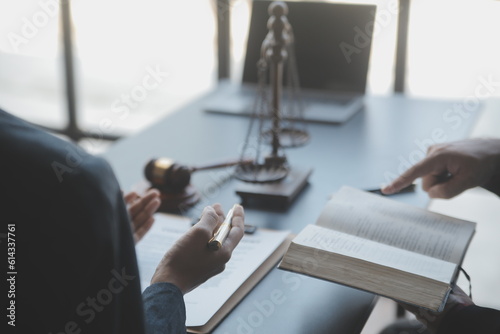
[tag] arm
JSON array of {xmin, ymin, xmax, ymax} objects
[
  {"xmin": 142, "ymin": 283, "xmax": 187, "ymax": 334},
  {"xmin": 142, "ymin": 204, "xmax": 245, "ymax": 333},
  {"xmin": 400, "ymin": 286, "xmax": 500, "ymax": 334},
  {"xmin": 437, "ymin": 304, "xmax": 500, "ymax": 334},
  {"xmin": 382, "ymin": 138, "xmax": 500, "ymax": 198}
]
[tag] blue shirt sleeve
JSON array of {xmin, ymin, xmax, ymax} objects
[{"xmin": 143, "ymin": 283, "xmax": 187, "ymax": 334}]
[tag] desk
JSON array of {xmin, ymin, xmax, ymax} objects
[{"xmin": 103, "ymin": 93, "xmax": 481, "ymax": 334}]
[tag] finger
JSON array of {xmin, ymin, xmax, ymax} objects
[
  {"xmin": 212, "ymin": 203, "xmax": 225, "ymax": 228},
  {"xmin": 128, "ymin": 189, "xmax": 160, "ymax": 219},
  {"xmin": 448, "ymin": 285, "xmax": 474, "ymax": 306},
  {"xmin": 421, "ymin": 172, "xmax": 450, "ymax": 192},
  {"xmin": 223, "ymin": 205, "xmax": 245, "ymax": 251},
  {"xmin": 124, "ymin": 191, "xmax": 139, "ymax": 205},
  {"xmin": 427, "ymin": 177, "xmax": 467, "ymax": 199},
  {"xmin": 452, "ymin": 285, "xmax": 467, "ymax": 295},
  {"xmin": 133, "ymin": 196, "xmax": 161, "ymax": 231},
  {"xmin": 382, "ymin": 156, "xmax": 444, "ymax": 195},
  {"xmin": 134, "ymin": 216, "xmax": 156, "ymax": 242},
  {"xmin": 212, "ymin": 203, "xmax": 224, "ymax": 218},
  {"xmin": 194, "ymin": 206, "xmax": 220, "ymax": 235}
]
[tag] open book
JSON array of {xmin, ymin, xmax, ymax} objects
[
  {"xmin": 135, "ymin": 213, "xmax": 290, "ymax": 333},
  {"xmin": 278, "ymin": 186, "xmax": 476, "ymax": 312}
]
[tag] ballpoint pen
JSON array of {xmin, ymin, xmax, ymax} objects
[
  {"xmin": 367, "ymin": 183, "xmax": 416, "ymax": 196},
  {"xmin": 207, "ymin": 204, "xmax": 237, "ymax": 251}
]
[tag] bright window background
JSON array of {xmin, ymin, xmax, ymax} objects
[
  {"xmin": 0, "ymin": 0, "xmax": 499, "ymax": 143},
  {"xmin": 0, "ymin": 0, "xmax": 63, "ymax": 128},
  {"xmin": 407, "ymin": 0, "xmax": 500, "ymax": 99},
  {"xmin": 71, "ymin": 0, "xmax": 217, "ymax": 134},
  {"xmin": 0, "ymin": 0, "xmax": 218, "ymax": 136}
]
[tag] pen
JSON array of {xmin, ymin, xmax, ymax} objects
[
  {"xmin": 207, "ymin": 204, "xmax": 237, "ymax": 251},
  {"xmin": 367, "ymin": 183, "xmax": 416, "ymax": 196}
]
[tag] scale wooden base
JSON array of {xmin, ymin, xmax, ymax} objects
[{"xmin": 235, "ymin": 167, "xmax": 312, "ymax": 209}]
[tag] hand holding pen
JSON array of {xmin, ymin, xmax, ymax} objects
[{"xmin": 150, "ymin": 204, "xmax": 245, "ymax": 294}]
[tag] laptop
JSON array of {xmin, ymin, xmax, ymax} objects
[{"xmin": 204, "ymin": 0, "xmax": 376, "ymax": 124}]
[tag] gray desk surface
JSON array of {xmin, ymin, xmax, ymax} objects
[{"xmin": 103, "ymin": 93, "xmax": 481, "ymax": 334}]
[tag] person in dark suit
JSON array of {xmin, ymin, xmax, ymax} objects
[
  {"xmin": 382, "ymin": 138, "xmax": 500, "ymax": 334},
  {"xmin": 0, "ymin": 108, "xmax": 244, "ymax": 333}
]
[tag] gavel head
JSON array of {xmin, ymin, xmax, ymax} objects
[{"xmin": 144, "ymin": 158, "xmax": 191, "ymax": 193}]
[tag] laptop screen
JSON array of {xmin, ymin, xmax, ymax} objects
[{"xmin": 242, "ymin": 1, "xmax": 376, "ymax": 94}]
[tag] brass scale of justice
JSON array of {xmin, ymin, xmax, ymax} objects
[{"xmin": 145, "ymin": 1, "xmax": 312, "ymax": 212}]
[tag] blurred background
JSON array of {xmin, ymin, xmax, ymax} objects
[{"xmin": 1, "ymin": 0, "xmax": 499, "ymax": 153}]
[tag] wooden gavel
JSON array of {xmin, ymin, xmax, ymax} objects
[{"xmin": 144, "ymin": 157, "xmax": 252, "ymax": 193}]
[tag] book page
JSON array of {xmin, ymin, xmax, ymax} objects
[
  {"xmin": 293, "ymin": 225, "xmax": 457, "ymax": 284},
  {"xmin": 135, "ymin": 213, "xmax": 290, "ymax": 327},
  {"xmin": 317, "ymin": 187, "xmax": 476, "ymax": 263}
]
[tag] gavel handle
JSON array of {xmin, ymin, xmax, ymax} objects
[{"xmin": 190, "ymin": 158, "xmax": 254, "ymax": 172}]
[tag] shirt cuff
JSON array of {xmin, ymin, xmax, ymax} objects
[{"xmin": 143, "ymin": 282, "xmax": 187, "ymax": 334}]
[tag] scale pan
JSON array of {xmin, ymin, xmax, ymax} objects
[
  {"xmin": 262, "ymin": 128, "xmax": 309, "ymax": 148},
  {"xmin": 234, "ymin": 163, "xmax": 289, "ymax": 183}
]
